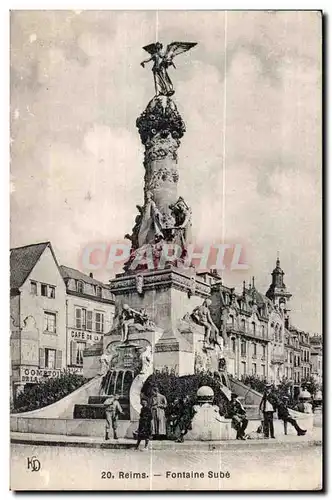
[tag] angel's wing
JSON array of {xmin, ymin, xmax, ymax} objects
[
  {"xmin": 165, "ymin": 41, "xmax": 197, "ymax": 60},
  {"xmin": 142, "ymin": 43, "xmax": 158, "ymax": 55}
]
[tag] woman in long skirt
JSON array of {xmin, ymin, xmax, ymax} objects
[
  {"xmin": 135, "ymin": 399, "xmax": 152, "ymax": 450},
  {"xmin": 150, "ymin": 387, "xmax": 168, "ymax": 437}
]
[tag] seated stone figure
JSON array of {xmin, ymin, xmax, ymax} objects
[
  {"xmin": 190, "ymin": 299, "xmax": 221, "ymax": 349},
  {"xmin": 119, "ymin": 304, "xmax": 156, "ymax": 342}
]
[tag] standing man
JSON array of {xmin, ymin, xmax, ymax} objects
[
  {"xmin": 150, "ymin": 386, "xmax": 168, "ymax": 438},
  {"xmin": 259, "ymin": 384, "xmax": 276, "ymax": 439},
  {"xmin": 228, "ymin": 393, "xmax": 248, "ymax": 440},
  {"xmin": 103, "ymin": 394, "xmax": 123, "ymax": 441},
  {"xmin": 175, "ymin": 395, "xmax": 196, "ymax": 443}
]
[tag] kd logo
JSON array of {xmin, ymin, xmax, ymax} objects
[{"xmin": 27, "ymin": 456, "xmax": 41, "ymax": 472}]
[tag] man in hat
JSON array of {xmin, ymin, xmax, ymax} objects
[
  {"xmin": 277, "ymin": 396, "xmax": 307, "ymax": 436},
  {"xmin": 228, "ymin": 393, "xmax": 248, "ymax": 440},
  {"xmin": 103, "ymin": 394, "xmax": 123, "ymax": 440},
  {"xmin": 259, "ymin": 385, "xmax": 276, "ymax": 439}
]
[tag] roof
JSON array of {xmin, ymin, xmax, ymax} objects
[
  {"xmin": 59, "ymin": 265, "xmax": 110, "ymax": 289},
  {"xmin": 10, "ymin": 242, "xmax": 52, "ymax": 290}
]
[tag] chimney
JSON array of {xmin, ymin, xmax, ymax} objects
[{"xmin": 89, "ymin": 272, "xmax": 93, "ymax": 279}]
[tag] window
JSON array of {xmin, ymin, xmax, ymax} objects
[
  {"xmin": 261, "ymin": 364, "xmax": 266, "ymax": 377},
  {"xmin": 241, "ymin": 319, "xmax": 246, "ymax": 332},
  {"xmin": 241, "ymin": 361, "xmax": 246, "ymax": 376},
  {"xmin": 252, "ymin": 322, "xmax": 256, "ymax": 335},
  {"xmin": 75, "ymin": 308, "xmax": 82, "ymax": 329},
  {"xmin": 228, "ymin": 315, "xmax": 235, "ymax": 328},
  {"xmin": 40, "ymin": 283, "xmax": 55, "ymax": 298},
  {"xmin": 95, "ymin": 312, "xmax": 104, "ymax": 333},
  {"xmin": 262, "ymin": 326, "xmax": 265, "ymax": 338},
  {"xmin": 231, "ymin": 338, "xmax": 236, "ymax": 353},
  {"xmin": 262, "ymin": 345, "xmax": 266, "ymax": 359},
  {"xmin": 75, "ymin": 342, "xmax": 85, "ymax": 365},
  {"xmin": 290, "ymin": 352, "xmax": 293, "ymax": 364},
  {"xmin": 44, "ymin": 312, "xmax": 56, "ymax": 333},
  {"xmin": 87, "ymin": 311, "xmax": 93, "ymax": 331},
  {"xmin": 75, "ymin": 308, "xmax": 87, "ymax": 329},
  {"xmin": 253, "ymin": 343, "xmax": 257, "ymax": 356},
  {"xmin": 252, "ymin": 363, "xmax": 257, "ymax": 374},
  {"xmin": 96, "ymin": 286, "xmax": 102, "ymax": 298},
  {"xmin": 76, "ymin": 281, "xmax": 84, "ymax": 294},
  {"xmin": 45, "ymin": 348, "xmax": 56, "ymax": 368},
  {"xmin": 240, "ymin": 340, "xmax": 246, "ymax": 356},
  {"xmin": 39, "ymin": 348, "xmax": 62, "ymax": 369},
  {"xmin": 30, "ymin": 281, "xmax": 37, "ymax": 295}
]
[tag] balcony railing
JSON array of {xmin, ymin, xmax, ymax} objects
[
  {"xmin": 271, "ymin": 352, "xmax": 285, "ymax": 363},
  {"xmin": 226, "ymin": 325, "xmax": 267, "ymax": 340}
]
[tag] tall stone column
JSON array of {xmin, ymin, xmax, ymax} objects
[
  {"xmin": 124, "ymin": 95, "xmax": 192, "ymax": 271},
  {"xmin": 136, "ymin": 95, "xmax": 186, "ymax": 217}
]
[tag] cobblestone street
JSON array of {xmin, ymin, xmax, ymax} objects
[{"xmin": 11, "ymin": 443, "xmax": 322, "ymax": 491}]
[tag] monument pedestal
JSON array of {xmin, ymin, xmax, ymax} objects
[{"xmin": 108, "ymin": 266, "xmax": 211, "ymax": 376}]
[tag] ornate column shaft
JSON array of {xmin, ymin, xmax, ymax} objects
[{"xmin": 137, "ymin": 95, "xmax": 185, "ymax": 217}]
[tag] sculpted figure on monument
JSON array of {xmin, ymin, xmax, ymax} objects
[
  {"xmin": 119, "ymin": 304, "xmax": 156, "ymax": 342},
  {"xmin": 137, "ymin": 191, "xmax": 164, "ymax": 247},
  {"xmin": 191, "ymin": 299, "xmax": 221, "ymax": 349},
  {"xmin": 124, "ymin": 205, "xmax": 144, "ymax": 250},
  {"xmin": 99, "ymin": 352, "xmax": 112, "ymax": 376},
  {"xmin": 169, "ymin": 197, "xmax": 192, "ymax": 248},
  {"xmin": 135, "ymin": 274, "xmax": 144, "ymax": 295},
  {"xmin": 140, "ymin": 41, "xmax": 197, "ymax": 97},
  {"xmin": 140, "ymin": 345, "xmax": 153, "ymax": 374}
]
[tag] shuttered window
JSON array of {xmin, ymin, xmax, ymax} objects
[
  {"xmin": 44, "ymin": 312, "xmax": 56, "ymax": 333},
  {"xmin": 70, "ymin": 341, "xmax": 85, "ymax": 366},
  {"xmin": 87, "ymin": 311, "xmax": 93, "ymax": 331},
  {"xmin": 75, "ymin": 308, "xmax": 82, "ymax": 329},
  {"xmin": 39, "ymin": 348, "xmax": 45, "ymax": 368},
  {"xmin": 70, "ymin": 340, "xmax": 75, "ymax": 365},
  {"xmin": 55, "ymin": 350, "xmax": 62, "ymax": 369},
  {"xmin": 39, "ymin": 348, "xmax": 61, "ymax": 369},
  {"xmin": 75, "ymin": 308, "xmax": 87, "ymax": 329},
  {"xmin": 95, "ymin": 312, "xmax": 104, "ymax": 333}
]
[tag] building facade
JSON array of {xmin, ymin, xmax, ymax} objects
[
  {"xmin": 60, "ymin": 266, "xmax": 115, "ymax": 375},
  {"xmin": 10, "ymin": 242, "xmax": 67, "ymax": 399},
  {"xmin": 10, "ymin": 242, "xmax": 115, "ymax": 399},
  {"xmin": 10, "ymin": 243, "xmax": 321, "ymax": 397},
  {"xmin": 310, "ymin": 334, "xmax": 323, "ymax": 387},
  {"xmin": 208, "ymin": 275, "xmax": 285, "ymax": 383}
]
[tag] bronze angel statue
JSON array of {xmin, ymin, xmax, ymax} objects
[{"xmin": 140, "ymin": 41, "xmax": 197, "ymax": 97}]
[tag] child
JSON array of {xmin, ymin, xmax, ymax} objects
[
  {"xmin": 135, "ymin": 399, "xmax": 152, "ymax": 450},
  {"xmin": 103, "ymin": 394, "xmax": 123, "ymax": 440}
]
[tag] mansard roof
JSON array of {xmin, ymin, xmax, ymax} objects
[{"xmin": 59, "ymin": 265, "xmax": 111, "ymax": 290}]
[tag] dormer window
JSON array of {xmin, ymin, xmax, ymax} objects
[
  {"xmin": 96, "ymin": 286, "xmax": 102, "ymax": 298},
  {"xmin": 76, "ymin": 281, "xmax": 84, "ymax": 294}
]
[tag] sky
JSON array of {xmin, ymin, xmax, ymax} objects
[{"xmin": 10, "ymin": 10, "xmax": 322, "ymax": 334}]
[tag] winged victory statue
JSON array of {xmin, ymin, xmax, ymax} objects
[{"xmin": 140, "ymin": 41, "xmax": 197, "ymax": 97}]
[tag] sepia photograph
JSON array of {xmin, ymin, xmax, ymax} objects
[{"xmin": 9, "ymin": 10, "xmax": 322, "ymax": 491}]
